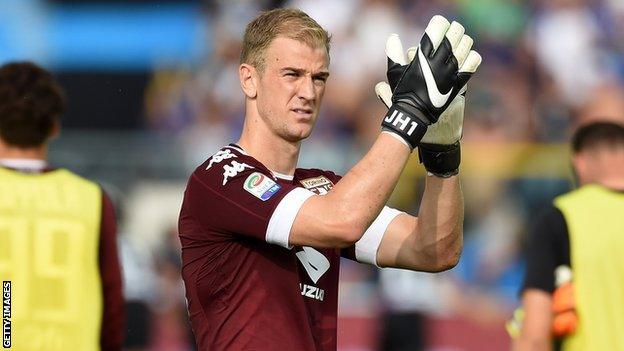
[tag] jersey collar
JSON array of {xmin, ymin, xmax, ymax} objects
[
  {"xmin": 0, "ymin": 158, "xmax": 47, "ymax": 172},
  {"xmin": 228, "ymin": 143, "xmax": 295, "ymax": 180},
  {"xmin": 272, "ymin": 171, "xmax": 294, "ymax": 181}
]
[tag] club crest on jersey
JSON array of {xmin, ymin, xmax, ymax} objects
[
  {"xmin": 300, "ymin": 176, "xmax": 333, "ymax": 195},
  {"xmin": 243, "ymin": 172, "xmax": 281, "ymax": 201}
]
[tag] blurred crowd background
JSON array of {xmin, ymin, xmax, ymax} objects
[{"xmin": 3, "ymin": 0, "xmax": 624, "ymax": 350}]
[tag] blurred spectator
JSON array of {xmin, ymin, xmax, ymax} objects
[
  {"xmin": 120, "ymin": 232, "xmax": 158, "ymax": 351},
  {"xmin": 529, "ymin": 0, "xmax": 608, "ymax": 108},
  {"xmin": 150, "ymin": 226, "xmax": 195, "ymax": 351},
  {"xmin": 377, "ymin": 269, "xmax": 454, "ymax": 351}
]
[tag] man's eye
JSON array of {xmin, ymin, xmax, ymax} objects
[
  {"xmin": 314, "ymin": 77, "xmax": 327, "ymax": 83},
  {"xmin": 285, "ymin": 72, "xmax": 298, "ymax": 77}
]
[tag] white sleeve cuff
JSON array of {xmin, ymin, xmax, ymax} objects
[
  {"xmin": 355, "ymin": 206, "xmax": 403, "ymax": 266},
  {"xmin": 266, "ymin": 187, "xmax": 315, "ymax": 249}
]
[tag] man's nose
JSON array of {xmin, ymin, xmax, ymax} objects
[{"xmin": 297, "ymin": 76, "xmax": 316, "ymax": 101}]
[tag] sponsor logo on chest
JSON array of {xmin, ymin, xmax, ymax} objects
[
  {"xmin": 300, "ymin": 283, "xmax": 325, "ymax": 301},
  {"xmin": 299, "ymin": 176, "xmax": 334, "ymax": 195}
]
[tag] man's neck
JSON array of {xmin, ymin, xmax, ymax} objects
[
  {"xmin": 595, "ymin": 177, "xmax": 624, "ymax": 190},
  {"xmin": 581, "ymin": 173, "xmax": 624, "ymax": 191},
  {"xmin": 0, "ymin": 141, "xmax": 47, "ymax": 161},
  {"xmin": 236, "ymin": 118, "xmax": 301, "ymax": 176}
]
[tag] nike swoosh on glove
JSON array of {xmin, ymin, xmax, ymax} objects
[
  {"xmin": 380, "ymin": 15, "xmax": 480, "ymax": 150},
  {"xmin": 377, "ymin": 15, "xmax": 481, "ymax": 176}
]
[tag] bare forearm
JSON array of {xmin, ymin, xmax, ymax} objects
[
  {"xmin": 292, "ymin": 132, "xmax": 411, "ymax": 247},
  {"xmin": 327, "ymin": 132, "xmax": 410, "ymax": 230},
  {"xmin": 513, "ymin": 290, "xmax": 554, "ymax": 351},
  {"xmin": 376, "ymin": 173, "xmax": 463, "ymax": 270},
  {"xmin": 414, "ymin": 175, "xmax": 463, "ymax": 270},
  {"xmin": 512, "ymin": 338, "xmax": 552, "ymax": 351}
]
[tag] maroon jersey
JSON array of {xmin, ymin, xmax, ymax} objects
[{"xmin": 179, "ymin": 145, "xmax": 346, "ymax": 351}]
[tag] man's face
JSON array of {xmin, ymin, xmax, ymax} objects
[{"xmin": 254, "ymin": 37, "xmax": 329, "ymax": 142}]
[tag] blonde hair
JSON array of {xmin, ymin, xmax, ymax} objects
[{"xmin": 240, "ymin": 8, "xmax": 331, "ymax": 72}]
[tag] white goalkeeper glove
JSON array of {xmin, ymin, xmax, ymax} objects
[{"xmin": 376, "ymin": 15, "xmax": 481, "ymax": 177}]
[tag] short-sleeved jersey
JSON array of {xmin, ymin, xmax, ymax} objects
[
  {"xmin": 179, "ymin": 145, "xmax": 347, "ymax": 351},
  {"xmin": 521, "ymin": 204, "xmax": 570, "ymax": 294}
]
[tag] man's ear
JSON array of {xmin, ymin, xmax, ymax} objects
[
  {"xmin": 49, "ymin": 119, "xmax": 61, "ymax": 140},
  {"xmin": 239, "ymin": 63, "xmax": 258, "ymax": 99},
  {"xmin": 571, "ymin": 153, "xmax": 586, "ymax": 186}
]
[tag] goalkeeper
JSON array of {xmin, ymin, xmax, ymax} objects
[{"xmin": 178, "ymin": 9, "xmax": 481, "ymax": 351}]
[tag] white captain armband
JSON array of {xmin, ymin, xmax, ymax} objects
[
  {"xmin": 355, "ymin": 206, "xmax": 403, "ymax": 266},
  {"xmin": 266, "ymin": 187, "xmax": 315, "ymax": 249}
]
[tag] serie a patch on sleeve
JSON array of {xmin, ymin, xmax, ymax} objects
[{"xmin": 243, "ymin": 172, "xmax": 281, "ymax": 201}]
